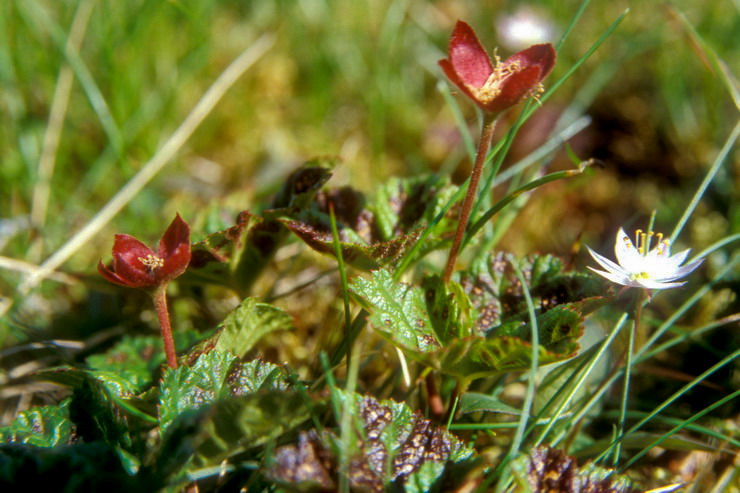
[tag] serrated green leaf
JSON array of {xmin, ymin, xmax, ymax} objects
[
  {"xmin": 403, "ymin": 461, "xmax": 446, "ymax": 493},
  {"xmin": 29, "ymin": 367, "xmax": 155, "ymax": 448},
  {"xmin": 0, "ymin": 400, "xmax": 74, "ymax": 447},
  {"xmin": 161, "ymin": 391, "xmax": 312, "ymax": 470},
  {"xmin": 352, "ymin": 269, "xmax": 585, "ymax": 383},
  {"xmin": 421, "ymin": 275, "xmax": 475, "ymax": 343},
  {"xmin": 211, "ymin": 298, "xmax": 294, "ymax": 358},
  {"xmin": 372, "ymin": 175, "xmax": 458, "ymax": 252},
  {"xmin": 458, "ymin": 392, "xmax": 522, "ymax": 416},
  {"xmin": 431, "ymin": 336, "xmax": 579, "ymax": 382},
  {"xmin": 35, "ymin": 367, "xmax": 139, "ymax": 397},
  {"xmin": 350, "ymin": 269, "xmax": 440, "ymax": 354},
  {"xmin": 85, "ymin": 335, "xmax": 165, "ymax": 390},
  {"xmin": 159, "ymin": 350, "xmax": 288, "ymax": 432}
]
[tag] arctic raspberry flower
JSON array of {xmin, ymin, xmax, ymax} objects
[
  {"xmin": 98, "ymin": 213, "xmax": 191, "ymax": 289},
  {"xmin": 587, "ymin": 227, "xmax": 703, "ymax": 290},
  {"xmin": 438, "ymin": 20, "xmax": 556, "ymax": 114},
  {"xmin": 98, "ymin": 213, "xmax": 191, "ymax": 369}
]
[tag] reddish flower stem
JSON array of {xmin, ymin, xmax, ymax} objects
[
  {"xmin": 442, "ymin": 114, "xmax": 497, "ymax": 283},
  {"xmin": 152, "ymin": 285, "xmax": 178, "ymax": 369}
]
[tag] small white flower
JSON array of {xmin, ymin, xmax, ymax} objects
[{"xmin": 587, "ymin": 228, "xmax": 703, "ymax": 290}]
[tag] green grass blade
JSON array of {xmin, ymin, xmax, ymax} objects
[
  {"xmin": 20, "ymin": 0, "xmax": 125, "ymax": 158},
  {"xmin": 594, "ymin": 348, "xmax": 740, "ymax": 464},
  {"xmin": 507, "ymin": 256, "xmax": 539, "ymax": 459},
  {"xmin": 671, "ymin": 120, "xmax": 740, "ymax": 243},
  {"xmin": 618, "ymin": 389, "xmax": 740, "ymax": 473},
  {"xmin": 538, "ymin": 313, "xmax": 629, "ymax": 447},
  {"xmin": 329, "ymin": 205, "xmax": 353, "ymax": 367},
  {"xmin": 465, "ymin": 166, "xmax": 588, "ymax": 246}
]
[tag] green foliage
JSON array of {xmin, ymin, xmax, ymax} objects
[
  {"xmin": 0, "ymin": 400, "xmax": 74, "ymax": 447},
  {"xmin": 85, "ymin": 335, "xmax": 165, "ymax": 390},
  {"xmin": 159, "ymin": 349, "xmax": 288, "ymax": 432},
  {"xmin": 188, "ymin": 158, "xmax": 336, "ymax": 293},
  {"xmin": 162, "ymin": 390, "xmax": 311, "ymax": 469},
  {"xmin": 213, "ymin": 297, "xmax": 295, "ymax": 358},
  {"xmin": 350, "ymin": 265, "xmax": 587, "ymax": 382},
  {"xmin": 281, "ymin": 174, "xmax": 459, "ymax": 270},
  {"xmin": 458, "ymin": 392, "xmax": 523, "ymax": 416},
  {"xmin": 1, "ymin": 1, "xmax": 733, "ymax": 490}
]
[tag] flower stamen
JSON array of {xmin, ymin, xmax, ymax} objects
[{"xmin": 139, "ymin": 254, "xmax": 164, "ymax": 272}]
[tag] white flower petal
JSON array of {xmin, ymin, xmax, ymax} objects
[
  {"xmin": 586, "ymin": 226, "xmax": 703, "ymax": 291},
  {"xmin": 635, "ymin": 278, "xmax": 687, "ymax": 290},
  {"xmin": 587, "ymin": 246, "xmax": 628, "ymax": 277},
  {"xmin": 614, "ymin": 228, "xmax": 644, "ymax": 273},
  {"xmin": 656, "ymin": 257, "xmax": 704, "ymax": 281},
  {"xmin": 647, "ymin": 248, "xmax": 690, "ymax": 278},
  {"xmin": 587, "ymin": 266, "xmax": 634, "ymax": 286}
]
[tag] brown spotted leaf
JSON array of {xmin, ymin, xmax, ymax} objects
[
  {"xmin": 281, "ymin": 217, "xmax": 422, "ymax": 271},
  {"xmin": 460, "ymin": 253, "xmax": 610, "ymax": 334},
  {"xmin": 513, "ymin": 446, "xmax": 639, "ymax": 493},
  {"xmin": 267, "ymin": 392, "xmax": 472, "ymax": 492}
]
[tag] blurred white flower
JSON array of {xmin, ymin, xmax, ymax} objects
[
  {"xmin": 587, "ymin": 227, "xmax": 703, "ymax": 290},
  {"xmin": 496, "ymin": 7, "xmax": 556, "ymax": 51}
]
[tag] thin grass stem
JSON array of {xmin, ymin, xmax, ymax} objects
[
  {"xmin": 329, "ymin": 204, "xmax": 353, "ymax": 368},
  {"xmin": 15, "ymin": 34, "xmax": 274, "ymax": 300}
]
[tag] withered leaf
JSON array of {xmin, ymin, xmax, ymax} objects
[
  {"xmin": 267, "ymin": 393, "xmax": 472, "ymax": 492},
  {"xmin": 520, "ymin": 446, "xmax": 639, "ymax": 493}
]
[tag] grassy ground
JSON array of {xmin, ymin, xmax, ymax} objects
[{"xmin": 0, "ymin": 0, "xmax": 738, "ymax": 491}]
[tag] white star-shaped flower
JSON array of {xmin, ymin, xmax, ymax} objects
[{"xmin": 587, "ymin": 228, "xmax": 703, "ymax": 290}]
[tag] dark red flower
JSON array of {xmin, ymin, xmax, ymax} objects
[
  {"xmin": 439, "ymin": 20, "xmax": 556, "ymax": 114},
  {"xmin": 98, "ymin": 214, "xmax": 191, "ymax": 289}
]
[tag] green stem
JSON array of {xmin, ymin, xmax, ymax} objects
[
  {"xmin": 613, "ymin": 289, "xmax": 644, "ymax": 465},
  {"xmin": 442, "ymin": 113, "xmax": 497, "ymax": 283},
  {"xmin": 152, "ymin": 285, "xmax": 178, "ymax": 369}
]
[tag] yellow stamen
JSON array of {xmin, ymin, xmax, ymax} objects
[{"xmin": 139, "ymin": 254, "xmax": 164, "ymax": 272}]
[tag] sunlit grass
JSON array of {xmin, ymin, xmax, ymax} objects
[{"xmin": 0, "ymin": 0, "xmax": 737, "ymax": 490}]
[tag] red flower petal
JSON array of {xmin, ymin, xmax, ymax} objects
[
  {"xmin": 504, "ymin": 43, "xmax": 556, "ymax": 82},
  {"xmin": 112, "ymin": 251, "xmax": 157, "ymax": 287},
  {"xmin": 438, "ymin": 58, "xmax": 485, "ymax": 109},
  {"xmin": 485, "ymin": 65, "xmax": 542, "ymax": 114},
  {"xmin": 447, "ymin": 20, "xmax": 493, "ymax": 89},
  {"xmin": 157, "ymin": 213, "xmax": 191, "ymax": 282},
  {"xmin": 112, "ymin": 234, "xmax": 155, "ymax": 267},
  {"xmin": 97, "ymin": 259, "xmax": 136, "ymax": 287}
]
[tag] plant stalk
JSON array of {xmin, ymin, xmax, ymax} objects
[
  {"xmin": 153, "ymin": 285, "xmax": 178, "ymax": 369},
  {"xmin": 442, "ymin": 113, "xmax": 497, "ymax": 283},
  {"xmin": 613, "ymin": 288, "xmax": 644, "ymax": 465}
]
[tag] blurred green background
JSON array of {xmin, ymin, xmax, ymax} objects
[{"xmin": 0, "ymin": 0, "xmax": 737, "ymax": 342}]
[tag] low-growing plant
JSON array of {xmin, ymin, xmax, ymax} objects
[{"xmin": 1, "ymin": 2, "xmax": 737, "ymax": 492}]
